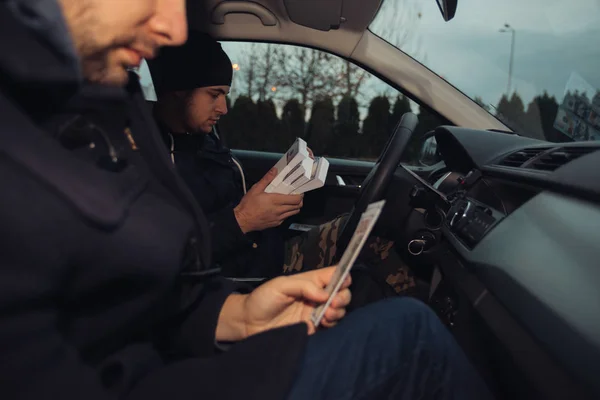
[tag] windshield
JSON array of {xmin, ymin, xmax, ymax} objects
[{"xmin": 370, "ymin": 0, "xmax": 600, "ymax": 142}]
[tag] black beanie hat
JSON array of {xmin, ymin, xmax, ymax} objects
[{"xmin": 148, "ymin": 30, "xmax": 233, "ymax": 95}]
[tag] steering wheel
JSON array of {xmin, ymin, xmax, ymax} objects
[{"xmin": 334, "ymin": 112, "xmax": 419, "ymax": 260}]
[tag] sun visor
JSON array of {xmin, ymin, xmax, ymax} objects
[
  {"xmin": 284, "ymin": 0, "xmax": 345, "ymax": 31},
  {"xmin": 211, "ymin": 1, "xmax": 278, "ymax": 26}
]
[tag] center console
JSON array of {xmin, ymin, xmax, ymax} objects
[{"xmin": 445, "ymin": 191, "xmax": 506, "ymax": 249}]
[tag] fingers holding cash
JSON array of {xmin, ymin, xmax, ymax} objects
[
  {"xmin": 234, "ymin": 187, "xmax": 304, "ymax": 233},
  {"xmin": 319, "ymin": 287, "xmax": 351, "ymax": 328},
  {"xmin": 264, "ymin": 139, "xmax": 328, "ymax": 195},
  {"xmin": 275, "ymin": 193, "xmax": 303, "ymax": 205},
  {"xmin": 311, "ymin": 201, "xmax": 386, "ymax": 327},
  {"xmin": 234, "ymin": 138, "xmax": 327, "ymax": 233}
]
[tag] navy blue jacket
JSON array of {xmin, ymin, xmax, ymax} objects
[
  {"xmin": 162, "ymin": 130, "xmax": 285, "ymax": 277},
  {"xmin": 0, "ymin": 5, "xmax": 306, "ymax": 400}
]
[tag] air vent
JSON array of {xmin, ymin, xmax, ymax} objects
[
  {"xmin": 528, "ymin": 147, "xmax": 597, "ymax": 171},
  {"xmin": 498, "ymin": 147, "xmax": 550, "ymax": 167}
]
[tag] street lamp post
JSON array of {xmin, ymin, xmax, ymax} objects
[
  {"xmin": 231, "ymin": 63, "xmax": 241, "ymax": 99},
  {"xmin": 499, "ymin": 23, "xmax": 515, "ymax": 95}
]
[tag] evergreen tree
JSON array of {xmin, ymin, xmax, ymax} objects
[
  {"xmin": 281, "ymin": 99, "xmax": 306, "ymax": 143},
  {"xmin": 522, "ymin": 101, "xmax": 546, "ymax": 140},
  {"xmin": 220, "ymin": 96, "xmax": 258, "ymax": 150},
  {"xmin": 531, "ymin": 92, "xmax": 566, "ymax": 142},
  {"xmin": 390, "ymin": 95, "xmax": 412, "ymax": 132},
  {"xmin": 509, "ymin": 93, "xmax": 526, "ymax": 124},
  {"xmin": 495, "ymin": 94, "xmax": 511, "ymax": 126},
  {"xmin": 334, "ymin": 95, "xmax": 360, "ymax": 157},
  {"xmin": 306, "ymin": 97, "xmax": 335, "ymax": 155},
  {"xmin": 496, "ymin": 92, "xmax": 526, "ymax": 132},
  {"xmin": 362, "ymin": 96, "xmax": 391, "ymax": 158},
  {"xmin": 256, "ymin": 99, "xmax": 281, "ymax": 152}
]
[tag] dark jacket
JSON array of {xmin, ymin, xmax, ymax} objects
[
  {"xmin": 0, "ymin": 5, "xmax": 306, "ymax": 400},
  {"xmin": 162, "ymin": 130, "xmax": 285, "ymax": 277}
]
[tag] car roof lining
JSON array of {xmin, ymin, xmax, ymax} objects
[
  {"xmin": 187, "ymin": 0, "xmax": 382, "ymax": 57},
  {"xmin": 188, "ymin": 0, "xmax": 384, "ymax": 32}
]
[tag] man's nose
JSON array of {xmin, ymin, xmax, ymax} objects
[
  {"xmin": 216, "ymin": 96, "xmax": 228, "ymax": 116},
  {"xmin": 150, "ymin": 0, "xmax": 188, "ymax": 48}
]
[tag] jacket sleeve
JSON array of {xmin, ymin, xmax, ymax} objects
[
  {"xmin": 0, "ymin": 272, "xmax": 113, "ymax": 399},
  {"xmin": 161, "ymin": 275, "xmax": 250, "ymax": 357},
  {"xmin": 0, "ymin": 255, "xmax": 245, "ymax": 400},
  {"xmin": 208, "ymin": 205, "xmax": 254, "ymax": 263}
]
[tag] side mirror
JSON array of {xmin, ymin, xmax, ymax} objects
[
  {"xmin": 418, "ymin": 136, "xmax": 441, "ymax": 166},
  {"xmin": 436, "ymin": 0, "xmax": 458, "ymax": 21}
]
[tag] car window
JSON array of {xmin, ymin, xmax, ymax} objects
[
  {"xmin": 219, "ymin": 42, "xmax": 445, "ymax": 163},
  {"xmin": 136, "ymin": 59, "xmax": 157, "ymax": 102}
]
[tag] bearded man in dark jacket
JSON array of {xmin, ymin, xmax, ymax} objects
[{"xmin": 0, "ymin": 0, "xmax": 492, "ymax": 400}]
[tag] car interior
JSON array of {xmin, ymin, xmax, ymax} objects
[{"xmin": 145, "ymin": 0, "xmax": 600, "ymax": 398}]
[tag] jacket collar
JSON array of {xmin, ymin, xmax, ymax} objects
[
  {"xmin": 0, "ymin": 1, "xmax": 81, "ymax": 118},
  {"xmin": 0, "ymin": 77, "xmax": 147, "ymax": 228}
]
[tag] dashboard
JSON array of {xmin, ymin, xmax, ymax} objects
[
  {"xmin": 408, "ymin": 126, "xmax": 600, "ymax": 399},
  {"xmin": 431, "ymin": 172, "xmax": 538, "ymax": 249}
]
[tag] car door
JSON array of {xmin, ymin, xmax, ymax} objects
[{"xmin": 219, "ymin": 42, "xmax": 446, "ymax": 227}]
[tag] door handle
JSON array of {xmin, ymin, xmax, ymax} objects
[{"xmin": 335, "ymin": 175, "xmax": 361, "ymax": 189}]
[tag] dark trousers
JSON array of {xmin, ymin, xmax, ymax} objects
[{"xmin": 287, "ymin": 298, "xmax": 493, "ymax": 400}]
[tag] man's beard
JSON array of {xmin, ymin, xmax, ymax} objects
[
  {"xmin": 78, "ymin": 31, "xmax": 157, "ymax": 86},
  {"xmin": 82, "ymin": 51, "xmax": 128, "ymax": 85}
]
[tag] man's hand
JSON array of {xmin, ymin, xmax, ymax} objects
[
  {"xmin": 234, "ymin": 168, "xmax": 304, "ymax": 233},
  {"xmin": 216, "ymin": 267, "xmax": 352, "ymax": 341}
]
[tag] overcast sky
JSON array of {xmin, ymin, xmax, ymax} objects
[{"xmin": 371, "ymin": 0, "xmax": 600, "ymax": 109}]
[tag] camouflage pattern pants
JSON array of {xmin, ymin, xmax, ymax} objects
[{"xmin": 283, "ymin": 216, "xmax": 416, "ymax": 295}]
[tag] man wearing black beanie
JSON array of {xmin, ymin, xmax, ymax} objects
[
  {"xmin": 150, "ymin": 31, "xmax": 304, "ymax": 279},
  {"xmin": 149, "ymin": 31, "xmax": 423, "ymax": 302},
  {"xmin": 152, "ymin": 31, "xmax": 235, "ymax": 133}
]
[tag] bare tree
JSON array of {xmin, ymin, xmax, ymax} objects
[
  {"xmin": 242, "ymin": 44, "xmax": 258, "ymax": 98},
  {"xmin": 342, "ymin": 60, "xmax": 369, "ymax": 98},
  {"xmin": 272, "ymin": 47, "xmax": 342, "ymax": 113},
  {"xmin": 257, "ymin": 44, "xmax": 278, "ymax": 101},
  {"xmin": 333, "ymin": 0, "xmax": 423, "ymax": 113},
  {"xmin": 231, "ymin": 44, "xmax": 280, "ymax": 102},
  {"xmin": 230, "ymin": 0, "xmax": 423, "ymax": 118},
  {"xmin": 230, "ymin": 43, "xmax": 259, "ymax": 99}
]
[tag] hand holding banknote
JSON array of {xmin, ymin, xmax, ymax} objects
[
  {"xmin": 234, "ymin": 168, "xmax": 304, "ymax": 233},
  {"xmin": 311, "ymin": 200, "xmax": 386, "ymax": 327},
  {"xmin": 217, "ymin": 267, "xmax": 352, "ymax": 340},
  {"xmin": 218, "ymin": 201, "xmax": 384, "ymax": 341}
]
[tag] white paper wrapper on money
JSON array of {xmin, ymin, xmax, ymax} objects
[
  {"xmin": 290, "ymin": 157, "xmax": 329, "ymax": 194},
  {"xmin": 265, "ymin": 138, "xmax": 311, "ymax": 193},
  {"xmin": 271, "ymin": 157, "xmax": 314, "ymax": 194}
]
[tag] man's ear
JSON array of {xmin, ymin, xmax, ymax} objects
[
  {"xmin": 157, "ymin": 91, "xmax": 183, "ymax": 111},
  {"xmin": 154, "ymin": 91, "xmax": 185, "ymax": 123},
  {"xmin": 175, "ymin": 90, "xmax": 195, "ymax": 108},
  {"xmin": 173, "ymin": 90, "xmax": 188, "ymax": 100}
]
